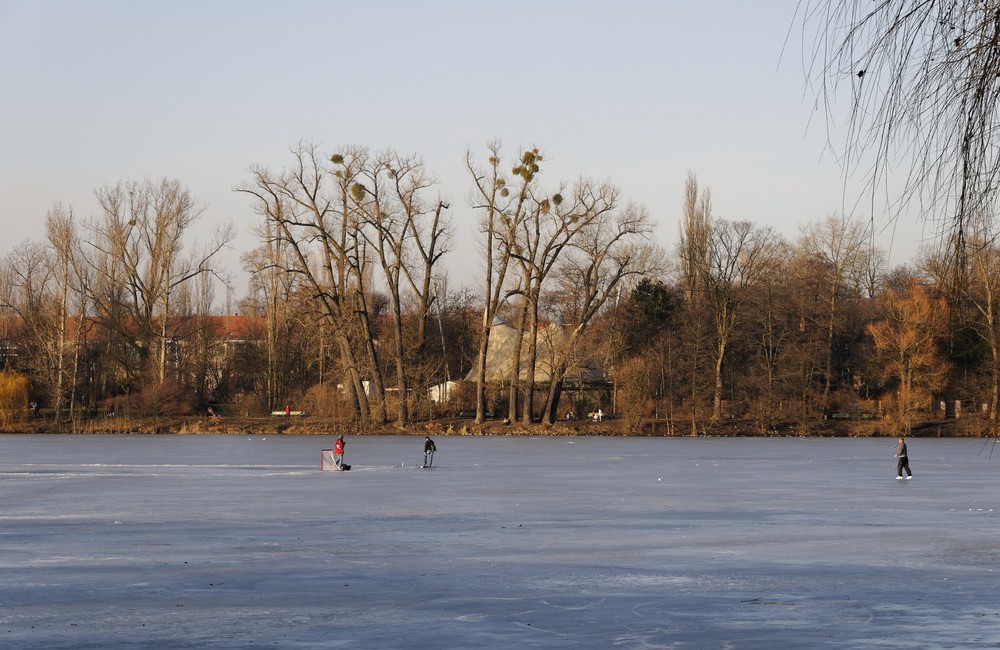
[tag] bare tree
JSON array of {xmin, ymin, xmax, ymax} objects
[
  {"xmin": 677, "ymin": 173, "xmax": 713, "ymax": 432},
  {"xmin": 86, "ymin": 204, "xmax": 133, "ymax": 397},
  {"xmin": 399, "ymin": 192, "xmax": 450, "ymax": 410},
  {"xmin": 242, "ymin": 231, "xmax": 301, "ymax": 413},
  {"xmin": 67, "ymin": 230, "xmax": 94, "ymax": 422},
  {"xmin": 796, "ymin": 215, "xmax": 872, "ymax": 408},
  {"xmin": 504, "ymin": 174, "xmax": 584, "ymax": 425},
  {"xmin": 466, "ymin": 143, "xmax": 539, "ymax": 424},
  {"xmin": 187, "ymin": 260, "xmax": 219, "ymax": 407},
  {"xmin": 800, "ymin": 0, "xmax": 1000, "ymax": 280},
  {"xmin": 542, "ymin": 199, "xmax": 656, "ymax": 423},
  {"xmin": 948, "ymin": 227, "xmax": 1000, "ymax": 420},
  {"xmin": 239, "ymin": 145, "xmax": 378, "ymax": 422},
  {"xmin": 680, "ymin": 173, "xmax": 711, "ymax": 306},
  {"xmin": 748, "ymin": 244, "xmax": 795, "ymax": 429},
  {"xmin": 240, "ymin": 143, "xmax": 451, "ymax": 424},
  {"xmin": 45, "ymin": 204, "xmax": 79, "ymax": 420},
  {"xmin": 489, "ymin": 173, "xmax": 629, "ymax": 425},
  {"xmin": 89, "ymin": 179, "xmax": 232, "ymax": 386},
  {"xmin": 699, "ymin": 220, "xmax": 785, "ymax": 420},
  {"xmin": 347, "ymin": 150, "xmax": 450, "ymax": 425},
  {"xmin": 1, "ymin": 242, "xmax": 55, "ymax": 400}
]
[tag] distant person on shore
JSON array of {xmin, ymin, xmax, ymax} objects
[
  {"xmin": 895, "ymin": 436, "xmax": 913, "ymax": 480},
  {"xmin": 285, "ymin": 404, "xmax": 291, "ymax": 416},
  {"xmin": 423, "ymin": 436, "xmax": 437, "ymax": 468},
  {"xmin": 334, "ymin": 435, "xmax": 345, "ymax": 469}
]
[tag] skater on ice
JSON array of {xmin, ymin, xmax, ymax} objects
[
  {"xmin": 423, "ymin": 436, "xmax": 436, "ymax": 468},
  {"xmin": 334, "ymin": 435, "xmax": 345, "ymax": 469},
  {"xmin": 895, "ymin": 436, "xmax": 912, "ymax": 479}
]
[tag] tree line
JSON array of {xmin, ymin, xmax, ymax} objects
[{"xmin": 0, "ymin": 142, "xmax": 994, "ymax": 433}]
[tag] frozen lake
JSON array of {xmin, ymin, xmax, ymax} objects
[{"xmin": 1, "ymin": 434, "xmax": 999, "ymax": 649}]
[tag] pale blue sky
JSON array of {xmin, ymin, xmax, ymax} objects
[{"xmin": 0, "ymin": 1, "xmax": 937, "ymax": 296}]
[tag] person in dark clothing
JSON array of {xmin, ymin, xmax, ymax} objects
[
  {"xmin": 895, "ymin": 436, "xmax": 912, "ymax": 479},
  {"xmin": 334, "ymin": 435, "xmax": 345, "ymax": 469},
  {"xmin": 423, "ymin": 436, "xmax": 437, "ymax": 468}
]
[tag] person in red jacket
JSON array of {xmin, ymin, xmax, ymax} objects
[{"xmin": 334, "ymin": 435, "xmax": 345, "ymax": 469}]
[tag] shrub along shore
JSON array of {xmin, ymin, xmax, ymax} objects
[{"xmin": 0, "ymin": 415, "xmax": 989, "ymax": 437}]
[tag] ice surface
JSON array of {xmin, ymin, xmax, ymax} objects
[{"xmin": 1, "ymin": 434, "xmax": 999, "ymax": 649}]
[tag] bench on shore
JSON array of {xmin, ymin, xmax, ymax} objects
[
  {"xmin": 458, "ymin": 411, "xmax": 494, "ymax": 419},
  {"xmin": 271, "ymin": 410, "xmax": 306, "ymax": 417}
]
